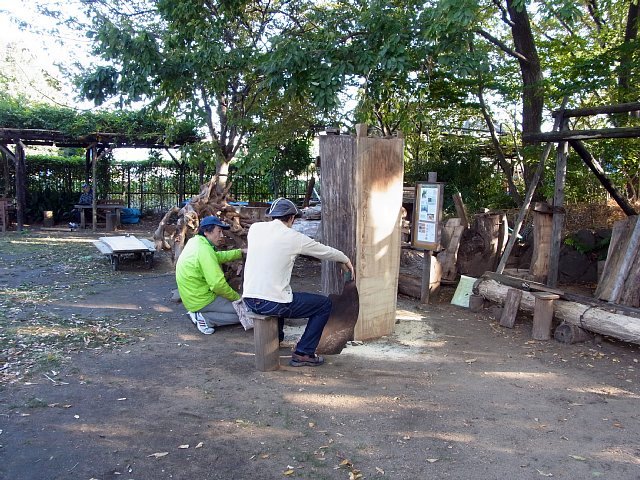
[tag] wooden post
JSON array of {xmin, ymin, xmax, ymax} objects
[
  {"xmin": 452, "ymin": 192, "xmax": 470, "ymax": 229},
  {"xmin": 14, "ymin": 141, "xmax": 26, "ymax": 231},
  {"xmin": 421, "ymin": 250, "xmax": 432, "ymax": 304},
  {"xmin": 548, "ymin": 119, "xmax": 569, "ymax": 287},
  {"xmin": 499, "ymin": 288, "xmax": 523, "ymax": 328},
  {"xmin": 91, "ymin": 145, "xmax": 98, "ymax": 233},
  {"xmin": 427, "ymin": 171, "xmax": 438, "ymax": 183},
  {"xmin": 530, "ymin": 202, "xmax": 554, "ymax": 283},
  {"xmin": 252, "ymin": 315, "xmax": 280, "ymax": 371},
  {"xmin": 105, "ymin": 212, "xmax": 116, "ymax": 232},
  {"xmin": 532, "ymin": 292, "xmax": 560, "ymax": 340}
]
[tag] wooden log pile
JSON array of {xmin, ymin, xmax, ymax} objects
[{"xmin": 153, "ymin": 175, "xmax": 258, "ymax": 265}]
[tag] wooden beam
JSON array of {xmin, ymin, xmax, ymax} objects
[
  {"xmin": 552, "ymin": 102, "xmax": 640, "ymax": 118},
  {"xmin": 452, "ymin": 193, "xmax": 470, "ymax": 229},
  {"xmin": 569, "ymin": 140, "xmax": 637, "ymax": 216},
  {"xmin": 523, "ymin": 126, "xmax": 640, "ymax": 143},
  {"xmin": 0, "ymin": 128, "xmax": 198, "ymax": 149}
]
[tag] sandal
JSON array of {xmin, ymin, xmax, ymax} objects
[{"xmin": 290, "ymin": 352, "xmax": 325, "ymax": 367}]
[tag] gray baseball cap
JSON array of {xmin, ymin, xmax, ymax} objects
[{"xmin": 266, "ymin": 198, "xmax": 301, "ymax": 218}]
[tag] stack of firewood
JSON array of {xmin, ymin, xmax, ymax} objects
[{"xmin": 153, "ymin": 175, "xmax": 262, "ymax": 263}]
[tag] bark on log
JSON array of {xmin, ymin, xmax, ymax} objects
[
  {"xmin": 398, "ymin": 273, "xmax": 422, "ymax": 299},
  {"xmin": 476, "ymin": 278, "xmax": 640, "ymax": 345}
]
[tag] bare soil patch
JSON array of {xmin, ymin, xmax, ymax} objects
[{"xmin": 1, "ymin": 224, "xmax": 639, "ymax": 479}]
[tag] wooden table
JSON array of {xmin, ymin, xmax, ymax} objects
[
  {"xmin": 93, "ymin": 235, "xmax": 155, "ymax": 271},
  {"xmin": 75, "ymin": 204, "xmax": 123, "ymax": 230}
]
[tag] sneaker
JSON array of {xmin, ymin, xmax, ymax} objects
[
  {"xmin": 189, "ymin": 312, "xmax": 214, "ymax": 335},
  {"xmin": 289, "ymin": 352, "xmax": 325, "ymax": 367}
]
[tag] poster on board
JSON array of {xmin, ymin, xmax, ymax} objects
[{"xmin": 412, "ymin": 182, "xmax": 444, "ymax": 250}]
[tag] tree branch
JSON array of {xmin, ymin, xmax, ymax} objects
[{"xmin": 474, "ymin": 28, "xmax": 528, "ymax": 62}]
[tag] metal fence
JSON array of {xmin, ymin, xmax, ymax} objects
[{"xmin": 6, "ymin": 160, "xmax": 317, "ymax": 221}]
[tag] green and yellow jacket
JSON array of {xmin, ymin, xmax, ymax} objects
[{"xmin": 175, "ymin": 234, "xmax": 242, "ymax": 312}]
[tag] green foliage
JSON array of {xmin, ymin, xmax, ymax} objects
[
  {"xmin": 0, "ymin": 96, "xmax": 199, "ymax": 144},
  {"xmin": 406, "ymin": 134, "xmax": 515, "ymax": 214}
]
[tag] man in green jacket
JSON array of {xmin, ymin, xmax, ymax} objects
[{"xmin": 175, "ymin": 215, "xmax": 242, "ymax": 334}]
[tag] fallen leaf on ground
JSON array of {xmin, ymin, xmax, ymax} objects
[
  {"xmin": 464, "ymin": 358, "xmax": 477, "ymax": 364},
  {"xmin": 536, "ymin": 469, "xmax": 553, "ymax": 476},
  {"xmin": 178, "ymin": 444, "xmax": 189, "ymax": 449},
  {"xmin": 195, "ymin": 442, "xmax": 203, "ymax": 448},
  {"xmin": 376, "ymin": 467, "xmax": 385, "ymax": 474},
  {"xmin": 148, "ymin": 452, "xmax": 169, "ymax": 458},
  {"xmin": 283, "ymin": 469, "xmax": 294, "ymax": 476},
  {"xmin": 569, "ymin": 455, "xmax": 586, "ymax": 461},
  {"xmin": 426, "ymin": 458, "xmax": 438, "ymax": 463}
]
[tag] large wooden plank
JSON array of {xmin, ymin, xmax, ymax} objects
[
  {"xmin": 319, "ymin": 134, "xmax": 357, "ymax": 295},
  {"xmin": 353, "ymin": 126, "xmax": 404, "ymax": 340},
  {"xmin": 596, "ymin": 216, "xmax": 638, "ymax": 301}
]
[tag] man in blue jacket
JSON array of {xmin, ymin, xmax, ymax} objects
[{"xmin": 175, "ymin": 215, "xmax": 242, "ymax": 334}]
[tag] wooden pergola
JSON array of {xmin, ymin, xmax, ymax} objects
[{"xmin": 0, "ymin": 128, "xmax": 199, "ymax": 231}]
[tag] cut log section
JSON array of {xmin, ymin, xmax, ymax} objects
[
  {"xmin": 531, "ymin": 292, "xmax": 559, "ymax": 340},
  {"xmin": 554, "ymin": 322, "xmax": 593, "ymax": 344}
]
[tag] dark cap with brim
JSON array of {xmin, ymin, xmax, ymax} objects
[{"xmin": 199, "ymin": 215, "xmax": 231, "ymax": 230}]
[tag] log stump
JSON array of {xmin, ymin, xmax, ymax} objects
[
  {"xmin": 554, "ymin": 321, "xmax": 593, "ymax": 344},
  {"xmin": 532, "ymin": 292, "xmax": 559, "ymax": 340},
  {"xmin": 248, "ymin": 313, "xmax": 280, "ymax": 371}
]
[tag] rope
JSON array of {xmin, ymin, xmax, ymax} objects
[{"xmin": 578, "ymin": 305, "xmax": 596, "ymax": 329}]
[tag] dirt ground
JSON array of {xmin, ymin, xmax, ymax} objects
[{"xmin": 1, "ymin": 222, "xmax": 640, "ymax": 480}]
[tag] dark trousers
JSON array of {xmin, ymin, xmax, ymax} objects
[{"xmin": 244, "ymin": 292, "xmax": 332, "ymax": 355}]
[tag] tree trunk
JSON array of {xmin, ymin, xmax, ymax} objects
[
  {"xmin": 617, "ymin": 1, "xmax": 640, "ymax": 107},
  {"xmin": 506, "ymin": 0, "xmax": 545, "ymax": 194}
]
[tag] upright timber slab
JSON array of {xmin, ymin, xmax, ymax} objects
[{"xmin": 319, "ymin": 124, "xmax": 404, "ymax": 341}]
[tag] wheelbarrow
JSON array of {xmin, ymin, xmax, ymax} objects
[{"xmin": 93, "ymin": 234, "xmax": 156, "ymax": 271}]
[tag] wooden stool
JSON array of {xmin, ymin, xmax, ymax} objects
[
  {"xmin": 532, "ymin": 292, "xmax": 560, "ymax": 340},
  {"xmin": 246, "ymin": 312, "xmax": 280, "ymax": 371}
]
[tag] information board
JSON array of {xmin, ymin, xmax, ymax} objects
[{"xmin": 411, "ymin": 182, "xmax": 444, "ymax": 250}]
